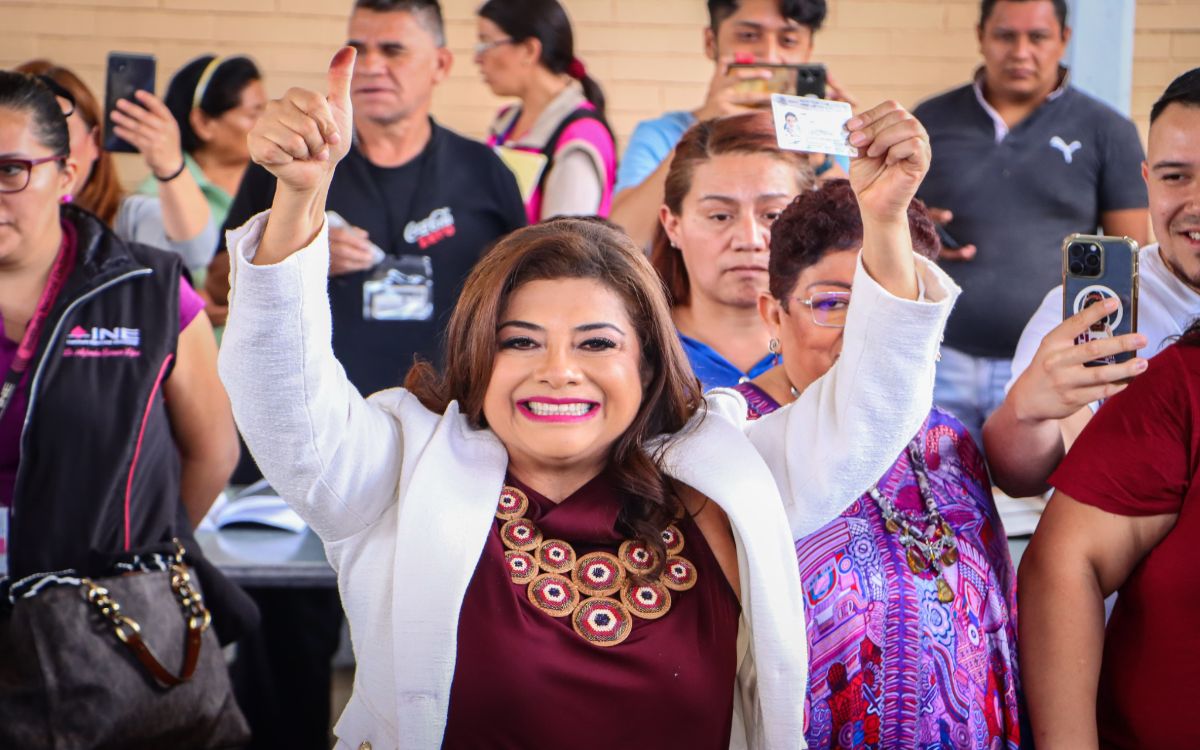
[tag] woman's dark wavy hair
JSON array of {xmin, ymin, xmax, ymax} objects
[
  {"xmin": 768, "ymin": 179, "xmax": 940, "ymax": 303},
  {"xmin": 478, "ymin": 0, "xmax": 608, "ymax": 122},
  {"xmin": 163, "ymin": 55, "xmax": 261, "ymax": 154},
  {"xmin": 15, "ymin": 61, "xmax": 121, "ymax": 225},
  {"xmin": 404, "ymin": 217, "xmax": 701, "ymax": 576}
]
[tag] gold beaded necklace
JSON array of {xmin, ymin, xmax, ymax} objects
[{"xmin": 495, "ymin": 485, "xmax": 698, "ymax": 648}]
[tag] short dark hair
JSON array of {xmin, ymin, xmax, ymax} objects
[
  {"xmin": 0, "ymin": 70, "xmax": 70, "ymax": 158},
  {"xmin": 1150, "ymin": 67, "xmax": 1200, "ymax": 125},
  {"xmin": 767, "ymin": 179, "xmax": 940, "ymax": 304},
  {"xmin": 353, "ymin": 0, "xmax": 446, "ymax": 46},
  {"xmin": 707, "ymin": 0, "xmax": 827, "ymax": 33},
  {"xmin": 163, "ymin": 55, "xmax": 261, "ymax": 154},
  {"xmin": 980, "ymin": 0, "xmax": 1068, "ymax": 32}
]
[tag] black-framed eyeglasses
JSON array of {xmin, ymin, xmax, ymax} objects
[
  {"xmin": 0, "ymin": 155, "xmax": 68, "ymax": 194},
  {"xmin": 794, "ymin": 290, "xmax": 851, "ymax": 327},
  {"xmin": 474, "ymin": 38, "xmax": 515, "ymax": 56}
]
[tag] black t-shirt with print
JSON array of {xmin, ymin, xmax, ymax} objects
[{"xmin": 221, "ymin": 120, "xmax": 527, "ymax": 396}]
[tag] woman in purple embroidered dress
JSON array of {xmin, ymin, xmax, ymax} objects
[{"xmin": 734, "ymin": 180, "xmax": 1024, "ymax": 749}]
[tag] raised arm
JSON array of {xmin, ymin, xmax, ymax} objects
[
  {"xmin": 218, "ymin": 48, "xmax": 405, "ymax": 542},
  {"xmin": 740, "ymin": 101, "xmax": 960, "ymax": 536}
]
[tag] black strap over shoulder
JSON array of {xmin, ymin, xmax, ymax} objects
[{"xmin": 536, "ymin": 108, "xmax": 614, "ymax": 193}]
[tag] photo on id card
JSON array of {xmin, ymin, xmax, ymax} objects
[
  {"xmin": 770, "ymin": 93, "xmax": 858, "ymax": 158},
  {"xmin": 363, "ymin": 255, "xmax": 434, "ymax": 321}
]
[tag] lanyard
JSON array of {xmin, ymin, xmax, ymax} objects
[{"xmin": 0, "ymin": 223, "xmax": 76, "ymax": 422}]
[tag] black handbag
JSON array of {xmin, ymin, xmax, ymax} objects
[{"xmin": 0, "ymin": 541, "xmax": 250, "ymax": 750}]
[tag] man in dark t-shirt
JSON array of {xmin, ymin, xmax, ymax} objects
[
  {"xmin": 210, "ymin": 3, "xmax": 525, "ymax": 398},
  {"xmin": 912, "ymin": 0, "xmax": 1148, "ymax": 446},
  {"xmin": 210, "ymin": 3, "xmax": 523, "ymax": 748},
  {"xmin": 222, "ymin": 125, "xmax": 525, "ymax": 395}
]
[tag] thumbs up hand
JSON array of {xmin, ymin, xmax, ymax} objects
[{"xmin": 249, "ymin": 47, "xmax": 356, "ymax": 193}]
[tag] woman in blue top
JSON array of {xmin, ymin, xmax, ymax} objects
[{"xmin": 651, "ymin": 111, "xmax": 813, "ymax": 391}]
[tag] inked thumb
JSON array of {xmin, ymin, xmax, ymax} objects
[{"xmin": 327, "ymin": 46, "xmax": 356, "ymax": 108}]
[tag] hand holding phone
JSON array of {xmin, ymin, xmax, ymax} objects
[
  {"xmin": 925, "ymin": 206, "xmax": 977, "ymax": 261},
  {"xmin": 1062, "ymin": 234, "xmax": 1140, "ymax": 366},
  {"xmin": 694, "ymin": 60, "xmax": 773, "ymax": 120},
  {"xmin": 109, "ymin": 90, "xmax": 183, "ymax": 178},
  {"xmin": 728, "ymin": 63, "xmax": 827, "ymax": 99},
  {"xmin": 104, "ymin": 52, "xmax": 156, "ymax": 153},
  {"xmin": 1007, "ymin": 297, "xmax": 1147, "ymax": 424}
]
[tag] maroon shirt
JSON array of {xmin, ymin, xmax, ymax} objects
[
  {"xmin": 443, "ymin": 471, "xmax": 740, "ymax": 749},
  {"xmin": 1050, "ymin": 342, "xmax": 1200, "ymax": 749}
]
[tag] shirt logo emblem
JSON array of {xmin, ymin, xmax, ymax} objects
[
  {"xmin": 1049, "ymin": 136, "xmax": 1082, "ymax": 164},
  {"xmin": 63, "ymin": 325, "xmax": 141, "ymax": 358},
  {"xmin": 403, "ymin": 207, "xmax": 456, "ymax": 250}
]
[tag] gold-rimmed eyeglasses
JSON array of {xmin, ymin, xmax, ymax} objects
[{"xmin": 794, "ymin": 291, "xmax": 851, "ymax": 327}]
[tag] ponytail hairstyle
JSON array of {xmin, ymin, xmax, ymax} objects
[
  {"xmin": 162, "ymin": 55, "xmax": 261, "ymax": 155},
  {"xmin": 478, "ymin": 0, "xmax": 608, "ymax": 123}
]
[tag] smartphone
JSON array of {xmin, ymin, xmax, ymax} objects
[
  {"xmin": 103, "ymin": 52, "xmax": 156, "ymax": 153},
  {"xmin": 729, "ymin": 63, "xmax": 827, "ymax": 99},
  {"xmin": 1062, "ymin": 234, "xmax": 1139, "ymax": 366},
  {"xmin": 935, "ymin": 224, "xmax": 961, "ymax": 250}
]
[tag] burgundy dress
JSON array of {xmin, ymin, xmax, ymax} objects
[{"xmin": 442, "ymin": 472, "xmax": 740, "ymax": 749}]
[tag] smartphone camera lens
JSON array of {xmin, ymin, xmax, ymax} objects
[{"xmin": 1067, "ymin": 242, "xmax": 1103, "ymax": 277}]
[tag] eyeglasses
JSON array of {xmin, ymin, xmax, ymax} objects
[
  {"xmin": 0, "ymin": 155, "xmax": 68, "ymax": 194},
  {"xmin": 794, "ymin": 290, "xmax": 851, "ymax": 327},
  {"xmin": 474, "ymin": 38, "xmax": 515, "ymax": 56}
]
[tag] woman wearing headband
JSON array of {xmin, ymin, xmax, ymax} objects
[{"xmin": 475, "ymin": 0, "xmax": 616, "ymax": 223}]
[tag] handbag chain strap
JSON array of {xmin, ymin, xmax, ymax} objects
[{"xmin": 79, "ymin": 540, "xmax": 211, "ymax": 688}]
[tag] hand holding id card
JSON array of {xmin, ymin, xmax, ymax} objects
[{"xmin": 770, "ymin": 93, "xmax": 858, "ymax": 158}]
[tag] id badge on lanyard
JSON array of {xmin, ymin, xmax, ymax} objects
[{"xmin": 362, "ymin": 255, "xmax": 434, "ymax": 322}]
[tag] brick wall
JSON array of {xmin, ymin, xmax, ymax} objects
[{"xmin": 1, "ymin": 0, "xmax": 1198, "ymax": 188}]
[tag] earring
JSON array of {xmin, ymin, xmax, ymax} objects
[
  {"xmin": 61, "ymin": 194, "xmax": 74, "ymax": 204},
  {"xmin": 768, "ymin": 338, "xmax": 780, "ymax": 354}
]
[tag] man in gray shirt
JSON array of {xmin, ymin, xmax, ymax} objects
[{"xmin": 913, "ymin": 0, "xmax": 1148, "ymax": 446}]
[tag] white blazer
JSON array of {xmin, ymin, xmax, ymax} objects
[{"xmin": 219, "ymin": 212, "xmax": 958, "ymax": 750}]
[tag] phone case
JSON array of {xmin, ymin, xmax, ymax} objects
[
  {"xmin": 1061, "ymin": 234, "xmax": 1139, "ymax": 366},
  {"xmin": 104, "ymin": 52, "xmax": 156, "ymax": 154},
  {"xmin": 729, "ymin": 63, "xmax": 826, "ymax": 99}
]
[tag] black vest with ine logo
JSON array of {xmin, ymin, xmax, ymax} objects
[{"xmin": 8, "ymin": 205, "xmax": 183, "ymax": 580}]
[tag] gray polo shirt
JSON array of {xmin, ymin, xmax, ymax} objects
[{"xmin": 913, "ymin": 77, "xmax": 1147, "ymax": 358}]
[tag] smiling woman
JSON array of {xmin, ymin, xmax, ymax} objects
[{"xmin": 220, "ymin": 48, "xmax": 961, "ymax": 750}]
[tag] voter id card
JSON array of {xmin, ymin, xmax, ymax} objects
[
  {"xmin": 770, "ymin": 93, "xmax": 858, "ymax": 158},
  {"xmin": 362, "ymin": 255, "xmax": 433, "ymax": 322}
]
